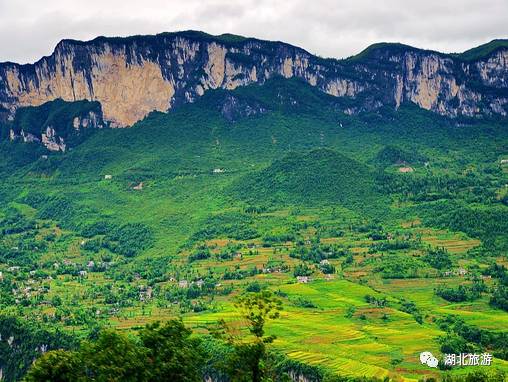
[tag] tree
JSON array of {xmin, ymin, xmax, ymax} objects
[
  {"xmin": 140, "ymin": 320, "xmax": 204, "ymax": 382},
  {"xmin": 221, "ymin": 291, "xmax": 283, "ymax": 382},
  {"xmin": 24, "ymin": 350, "xmax": 84, "ymax": 382},
  {"xmin": 293, "ymin": 264, "xmax": 312, "ymax": 277},
  {"xmin": 423, "ymin": 247, "xmax": 452, "ymax": 270},
  {"xmin": 235, "ymin": 290, "xmax": 282, "ymax": 339},
  {"xmin": 79, "ymin": 330, "xmax": 149, "ymax": 382},
  {"xmin": 24, "ymin": 321, "xmax": 204, "ymax": 382},
  {"xmin": 490, "ymin": 284, "xmax": 508, "ymax": 311}
]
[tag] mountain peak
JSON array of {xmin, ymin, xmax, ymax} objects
[
  {"xmin": 349, "ymin": 42, "xmax": 427, "ymax": 61},
  {"xmin": 457, "ymin": 38, "xmax": 508, "ymax": 61}
]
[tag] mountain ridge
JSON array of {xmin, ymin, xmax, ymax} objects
[
  {"xmin": 5, "ymin": 32, "xmax": 506, "ymax": 67},
  {"xmin": 0, "ymin": 30, "xmax": 507, "ymax": 128}
]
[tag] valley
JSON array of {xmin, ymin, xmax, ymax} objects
[{"xmin": 1, "ymin": 76, "xmax": 507, "ymax": 381}]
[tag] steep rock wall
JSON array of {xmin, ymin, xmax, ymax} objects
[{"xmin": 0, "ymin": 32, "xmax": 507, "ymax": 127}]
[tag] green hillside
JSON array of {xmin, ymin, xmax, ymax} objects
[
  {"xmin": 231, "ymin": 148, "xmax": 382, "ymax": 211},
  {"xmin": 0, "ymin": 78, "xmax": 507, "ymax": 381}
]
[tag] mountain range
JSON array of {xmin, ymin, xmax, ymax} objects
[{"xmin": 0, "ymin": 31, "xmax": 507, "ymax": 137}]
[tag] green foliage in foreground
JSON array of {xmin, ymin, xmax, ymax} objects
[
  {"xmin": 22, "ymin": 315, "xmax": 507, "ymax": 382},
  {"xmin": 0, "ymin": 316, "xmax": 78, "ymax": 382},
  {"xmin": 24, "ymin": 320, "xmax": 203, "ymax": 382}
]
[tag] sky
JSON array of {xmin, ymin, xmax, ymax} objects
[{"xmin": 0, "ymin": 0, "xmax": 507, "ymax": 64}]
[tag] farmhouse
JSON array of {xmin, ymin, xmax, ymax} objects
[
  {"xmin": 297, "ymin": 276, "xmax": 311, "ymax": 283},
  {"xmin": 104, "ymin": 174, "xmax": 113, "ymax": 179}
]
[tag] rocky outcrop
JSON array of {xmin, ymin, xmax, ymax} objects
[
  {"xmin": 220, "ymin": 94, "xmax": 267, "ymax": 122},
  {"xmin": 7, "ymin": 100, "xmax": 105, "ymax": 151},
  {"xmin": 0, "ymin": 31, "xmax": 507, "ymax": 127}
]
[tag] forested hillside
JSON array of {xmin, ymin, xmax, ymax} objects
[{"xmin": 0, "ymin": 78, "xmax": 507, "ymax": 381}]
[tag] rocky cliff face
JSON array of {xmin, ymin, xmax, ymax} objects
[
  {"xmin": 0, "ymin": 31, "xmax": 507, "ymax": 127},
  {"xmin": 5, "ymin": 99, "xmax": 105, "ymax": 151}
]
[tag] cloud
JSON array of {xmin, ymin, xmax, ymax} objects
[{"xmin": 0, "ymin": 0, "xmax": 506, "ymax": 63}]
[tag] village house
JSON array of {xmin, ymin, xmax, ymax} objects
[
  {"xmin": 297, "ymin": 276, "xmax": 311, "ymax": 283},
  {"xmin": 139, "ymin": 286, "xmax": 153, "ymax": 302},
  {"xmin": 178, "ymin": 280, "xmax": 189, "ymax": 288}
]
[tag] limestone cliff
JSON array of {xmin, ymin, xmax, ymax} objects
[
  {"xmin": 6, "ymin": 99, "xmax": 105, "ymax": 151},
  {"xmin": 0, "ymin": 31, "xmax": 507, "ymax": 127}
]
